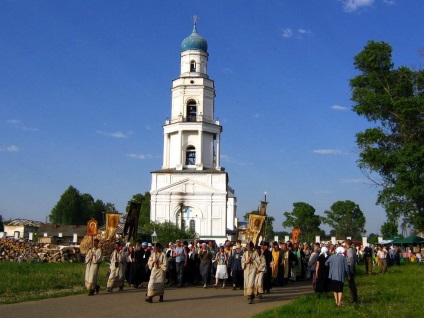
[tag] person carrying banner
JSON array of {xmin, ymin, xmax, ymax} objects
[{"xmin": 85, "ymin": 238, "xmax": 102, "ymax": 296}]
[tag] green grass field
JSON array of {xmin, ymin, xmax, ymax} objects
[
  {"xmin": 0, "ymin": 262, "xmax": 109, "ymax": 304},
  {"xmin": 254, "ymin": 262, "xmax": 424, "ymax": 318}
]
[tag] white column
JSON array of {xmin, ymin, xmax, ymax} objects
[
  {"xmin": 216, "ymin": 132, "xmax": 221, "ymax": 169},
  {"xmin": 162, "ymin": 132, "xmax": 168, "ymax": 168},
  {"xmin": 179, "ymin": 131, "xmax": 183, "ymax": 165},
  {"xmin": 197, "ymin": 130, "xmax": 203, "ymax": 165}
]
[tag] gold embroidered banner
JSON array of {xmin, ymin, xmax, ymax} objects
[
  {"xmin": 105, "ymin": 213, "xmax": 120, "ymax": 240},
  {"xmin": 248, "ymin": 214, "xmax": 266, "ymax": 245}
]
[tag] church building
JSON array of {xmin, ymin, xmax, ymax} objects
[{"xmin": 150, "ymin": 20, "xmax": 237, "ymax": 244}]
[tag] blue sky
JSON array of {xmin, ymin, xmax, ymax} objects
[{"xmin": 1, "ymin": 0, "xmax": 423, "ymax": 235}]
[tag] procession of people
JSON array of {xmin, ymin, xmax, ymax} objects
[{"xmin": 83, "ymin": 236, "xmax": 423, "ymax": 307}]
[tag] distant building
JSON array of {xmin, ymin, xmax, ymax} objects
[
  {"xmin": 36, "ymin": 224, "xmax": 86, "ymax": 244},
  {"xmin": 3, "ymin": 219, "xmax": 43, "ymax": 239},
  {"xmin": 149, "ymin": 20, "xmax": 237, "ymax": 244}
]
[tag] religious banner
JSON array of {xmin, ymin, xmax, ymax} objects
[
  {"xmin": 248, "ymin": 214, "xmax": 266, "ymax": 245},
  {"xmin": 86, "ymin": 218, "xmax": 98, "ymax": 236},
  {"xmin": 105, "ymin": 213, "xmax": 120, "ymax": 240},
  {"xmin": 292, "ymin": 228, "xmax": 301, "ymax": 243},
  {"xmin": 124, "ymin": 202, "xmax": 141, "ymax": 242},
  {"xmin": 259, "ymin": 201, "xmax": 268, "ymax": 215}
]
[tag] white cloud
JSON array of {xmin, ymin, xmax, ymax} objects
[
  {"xmin": 331, "ymin": 104, "xmax": 349, "ymax": 111},
  {"xmin": 383, "ymin": 0, "xmax": 395, "ymax": 5},
  {"xmin": 281, "ymin": 28, "xmax": 293, "ymax": 38},
  {"xmin": 339, "ymin": 0, "xmax": 374, "ymax": 12},
  {"xmin": 126, "ymin": 153, "xmax": 153, "ymax": 160},
  {"xmin": 7, "ymin": 119, "xmax": 38, "ymax": 131},
  {"xmin": 0, "ymin": 145, "xmax": 19, "ymax": 152},
  {"xmin": 97, "ymin": 130, "xmax": 133, "ymax": 139},
  {"xmin": 313, "ymin": 149, "xmax": 343, "ymax": 155},
  {"xmin": 281, "ymin": 27, "xmax": 312, "ymax": 39},
  {"xmin": 298, "ymin": 29, "xmax": 312, "ymax": 36},
  {"xmin": 7, "ymin": 119, "xmax": 22, "ymax": 125}
]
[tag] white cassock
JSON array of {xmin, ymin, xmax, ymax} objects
[
  {"xmin": 85, "ymin": 247, "xmax": 102, "ymax": 290},
  {"xmin": 242, "ymin": 250, "xmax": 258, "ymax": 297},
  {"xmin": 147, "ymin": 252, "xmax": 168, "ymax": 297},
  {"xmin": 254, "ymin": 253, "xmax": 266, "ymax": 295},
  {"xmin": 107, "ymin": 250, "xmax": 126, "ymax": 289}
]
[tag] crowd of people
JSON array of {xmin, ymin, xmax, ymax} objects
[{"xmin": 84, "ymin": 237, "xmax": 423, "ymax": 306}]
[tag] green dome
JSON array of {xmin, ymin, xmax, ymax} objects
[{"xmin": 181, "ymin": 24, "xmax": 208, "ymax": 53}]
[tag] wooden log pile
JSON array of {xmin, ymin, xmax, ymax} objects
[
  {"xmin": 0, "ymin": 238, "xmax": 81, "ymax": 263},
  {"xmin": 79, "ymin": 234, "xmax": 121, "ymax": 260}
]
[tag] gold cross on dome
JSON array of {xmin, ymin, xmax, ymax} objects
[{"xmin": 193, "ymin": 15, "xmax": 199, "ymax": 25}]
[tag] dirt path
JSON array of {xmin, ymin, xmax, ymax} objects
[{"xmin": 0, "ymin": 282, "xmax": 313, "ymax": 318}]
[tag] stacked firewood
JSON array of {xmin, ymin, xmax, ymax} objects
[
  {"xmin": 79, "ymin": 234, "xmax": 120, "ymax": 260},
  {"xmin": 0, "ymin": 238, "xmax": 81, "ymax": 263}
]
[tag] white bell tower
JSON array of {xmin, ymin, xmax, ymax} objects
[
  {"xmin": 162, "ymin": 19, "xmax": 222, "ymax": 171},
  {"xmin": 150, "ymin": 18, "xmax": 237, "ymax": 244}
]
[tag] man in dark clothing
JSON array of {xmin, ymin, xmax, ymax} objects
[
  {"xmin": 229, "ymin": 245, "xmax": 244, "ymax": 290},
  {"xmin": 261, "ymin": 241, "xmax": 272, "ymax": 294},
  {"xmin": 133, "ymin": 240, "xmax": 144, "ymax": 288},
  {"xmin": 140, "ymin": 242, "xmax": 151, "ymax": 286},
  {"xmin": 363, "ymin": 244, "xmax": 373, "ymax": 275},
  {"xmin": 346, "ymin": 239, "xmax": 359, "ymax": 303}
]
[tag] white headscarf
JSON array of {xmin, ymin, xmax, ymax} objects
[
  {"xmin": 336, "ymin": 246, "xmax": 345, "ymax": 255},
  {"xmin": 320, "ymin": 246, "xmax": 328, "ymax": 257}
]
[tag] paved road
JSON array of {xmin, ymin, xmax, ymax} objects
[{"xmin": 0, "ymin": 282, "xmax": 313, "ymax": 318}]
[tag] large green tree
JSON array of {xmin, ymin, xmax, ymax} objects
[
  {"xmin": 324, "ymin": 200, "xmax": 366, "ymax": 240},
  {"xmin": 49, "ymin": 185, "xmax": 110, "ymax": 225},
  {"xmin": 380, "ymin": 220, "xmax": 399, "ymax": 238},
  {"xmin": 139, "ymin": 221, "xmax": 196, "ymax": 245},
  {"xmin": 0, "ymin": 215, "xmax": 3, "ymax": 231},
  {"xmin": 350, "ymin": 41, "xmax": 424, "ymax": 231},
  {"xmin": 283, "ymin": 202, "xmax": 321, "ymax": 243}
]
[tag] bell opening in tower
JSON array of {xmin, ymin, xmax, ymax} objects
[
  {"xmin": 186, "ymin": 146, "xmax": 196, "ymax": 165},
  {"xmin": 187, "ymin": 100, "xmax": 197, "ymax": 122}
]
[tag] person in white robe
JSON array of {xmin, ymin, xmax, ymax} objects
[
  {"xmin": 107, "ymin": 242, "xmax": 126, "ymax": 292},
  {"xmin": 85, "ymin": 238, "xmax": 102, "ymax": 296},
  {"xmin": 254, "ymin": 246, "xmax": 266, "ymax": 299},
  {"xmin": 242, "ymin": 241, "xmax": 259, "ymax": 304},
  {"xmin": 145, "ymin": 243, "xmax": 168, "ymax": 303}
]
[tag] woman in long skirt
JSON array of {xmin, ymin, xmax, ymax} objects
[
  {"xmin": 214, "ymin": 245, "xmax": 229, "ymax": 288},
  {"xmin": 315, "ymin": 246, "xmax": 330, "ymax": 298},
  {"xmin": 145, "ymin": 243, "xmax": 167, "ymax": 303},
  {"xmin": 325, "ymin": 246, "xmax": 349, "ymax": 307},
  {"xmin": 199, "ymin": 243, "xmax": 212, "ymax": 288}
]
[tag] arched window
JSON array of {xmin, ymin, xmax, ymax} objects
[
  {"xmin": 186, "ymin": 146, "xmax": 196, "ymax": 165},
  {"xmin": 190, "ymin": 60, "xmax": 196, "ymax": 72},
  {"xmin": 189, "ymin": 219, "xmax": 195, "ymax": 232},
  {"xmin": 187, "ymin": 101, "xmax": 197, "ymax": 122}
]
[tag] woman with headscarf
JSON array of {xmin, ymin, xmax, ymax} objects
[
  {"xmin": 214, "ymin": 245, "xmax": 229, "ymax": 288},
  {"xmin": 315, "ymin": 246, "xmax": 330, "ymax": 298},
  {"xmin": 145, "ymin": 243, "xmax": 168, "ymax": 303},
  {"xmin": 325, "ymin": 246, "xmax": 349, "ymax": 307}
]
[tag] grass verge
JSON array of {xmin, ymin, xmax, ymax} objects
[
  {"xmin": 0, "ymin": 262, "xmax": 109, "ymax": 304},
  {"xmin": 254, "ymin": 262, "xmax": 424, "ymax": 318}
]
